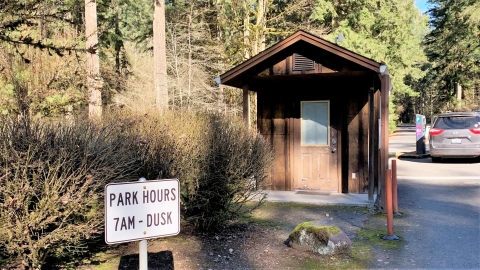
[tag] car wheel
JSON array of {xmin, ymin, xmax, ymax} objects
[{"xmin": 431, "ymin": 156, "xmax": 441, "ymax": 163}]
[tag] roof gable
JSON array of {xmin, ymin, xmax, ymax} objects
[{"xmin": 219, "ymin": 30, "xmax": 382, "ymax": 88}]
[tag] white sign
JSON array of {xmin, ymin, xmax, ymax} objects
[{"xmin": 105, "ymin": 179, "xmax": 180, "ymax": 244}]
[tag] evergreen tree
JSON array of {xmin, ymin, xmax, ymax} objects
[
  {"xmin": 0, "ymin": 0, "xmax": 87, "ymax": 116},
  {"xmin": 310, "ymin": 0, "xmax": 429, "ymax": 123},
  {"xmin": 0, "ymin": 0, "xmax": 84, "ymax": 54},
  {"xmin": 423, "ymin": 0, "xmax": 480, "ymax": 110}
]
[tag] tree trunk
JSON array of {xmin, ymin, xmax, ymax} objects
[
  {"xmin": 85, "ymin": 0, "xmax": 103, "ymax": 119},
  {"xmin": 254, "ymin": 0, "xmax": 266, "ymax": 55},
  {"xmin": 187, "ymin": 3, "xmax": 193, "ymax": 111},
  {"xmin": 114, "ymin": 1, "xmax": 121, "ymax": 73},
  {"xmin": 154, "ymin": 0, "xmax": 168, "ymax": 112},
  {"xmin": 455, "ymin": 82, "xmax": 462, "ymax": 103},
  {"xmin": 243, "ymin": 0, "xmax": 250, "ymax": 59}
]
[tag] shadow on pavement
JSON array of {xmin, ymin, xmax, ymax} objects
[
  {"xmin": 432, "ymin": 157, "xmax": 480, "ymax": 164},
  {"xmin": 118, "ymin": 251, "xmax": 174, "ymax": 270},
  {"xmin": 392, "ymin": 129, "xmax": 416, "ymax": 133},
  {"xmin": 398, "ymin": 156, "xmax": 480, "ymax": 164},
  {"xmin": 397, "ymin": 157, "xmax": 431, "ymax": 163}
]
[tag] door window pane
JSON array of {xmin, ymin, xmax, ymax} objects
[{"xmin": 301, "ymin": 101, "xmax": 329, "ymax": 145}]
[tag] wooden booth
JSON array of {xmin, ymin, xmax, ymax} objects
[{"xmin": 218, "ymin": 31, "xmax": 390, "ymax": 196}]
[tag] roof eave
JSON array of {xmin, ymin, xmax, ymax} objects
[{"xmin": 218, "ymin": 30, "xmax": 383, "ymax": 87}]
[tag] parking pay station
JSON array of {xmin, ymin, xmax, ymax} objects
[{"xmin": 416, "ymin": 114, "xmax": 426, "ymax": 154}]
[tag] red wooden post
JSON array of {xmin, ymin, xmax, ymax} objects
[
  {"xmin": 383, "ymin": 169, "xmax": 399, "ymax": 240},
  {"xmin": 392, "ymin": 159, "xmax": 399, "ymax": 214}
]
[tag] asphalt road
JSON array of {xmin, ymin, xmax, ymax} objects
[{"xmin": 373, "ymin": 125, "xmax": 480, "ymax": 269}]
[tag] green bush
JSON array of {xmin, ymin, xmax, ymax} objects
[{"xmin": 0, "ymin": 116, "xmax": 141, "ymax": 269}]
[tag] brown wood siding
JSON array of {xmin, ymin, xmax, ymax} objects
[
  {"xmin": 346, "ymin": 86, "xmax": 369, "ymax": 193},
  {"xmin": 265, "ymin": 53, "xmax": 341, "ymax": 76},
  {"xmin": 374, "ymin": 88, "xmax": 380, "ymax": 190},
  {"xmin": 257, "ymin": 91, "xmax": 288, "ymax": 190},
  {"xmin": 347, "ymin": 95, "xmax": 359, "ymax": 192},
  {"xmin": 219, "ymin": 30, "xmax": 381, "ymax": 89},
  {"xmin": 273, "ymin": 99, "xmax": 287, "ymax": 190},
  {"xmin": 272, "ymin": 59, "xmax": 287, "ymax": 75},
  {"xmin": 287, "ymin": 116, "xmax": 294, "ymax": 190},
  {"xmin": 220, "ymin": 30, "xmax": 386, "ymax": 194},
  {"xmin": 375, "ymin": 88, "xmax": 381, "ymax": 192},
  {"xmin": 336, "ymin": 99, "xmax": 343, "ymax": 193},
  {"xmin": 255, "ymin": 74, "xmax": 374, "ymax": 193},
  {"xmin": 272, "ymin": 135, "xmax": 286, "ymax": 190},
  {"xmin": 257, "ymin": 91, "xmax": 273, "ymax": 189},
  {"xmin": 359, "ymin": 96, "xmax": 369, "ymax": 192}
]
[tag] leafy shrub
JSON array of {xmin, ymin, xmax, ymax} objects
[{"xmin": 0, "ymin": 116, "xmax": 140, "ymax": 269}]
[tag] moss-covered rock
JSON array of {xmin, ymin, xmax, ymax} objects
[{"xmin": 285, "ymin": 220, "xmax": 352, "ymax": 255}]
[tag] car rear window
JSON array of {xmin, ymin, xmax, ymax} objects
[{"xmin": 434, "ymin": 116, "xmax": 480, "ymax": 129}]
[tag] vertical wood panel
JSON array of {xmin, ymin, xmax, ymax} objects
[
  {"xmin": 272, "ymin": 135, "xmax": 286, "ymax": 190},
  {"xmin": 243, "ymin": 86, "xmax": 250, "ymax": 127},
  {"xmin": 374, "ymin": 89, "xmax": 380, "ymax": 189},
  {"xmin": 368, "ymin": 88, "xmax": 375, "ymax": 199},
  {"xmin": 358, "ymin": 98, "xmax": 365, "ymax": 193},
  {"xmin": 258, "ymin": 92, "xmax": 272, "ymax": 135},
  {"xmin": 302, "ymin": 154, "xmax": 312, "ymax": 181},
  {"xmin": 267, "ymin": 96, "xmax": 286, "ymax": 190},
  {"xmin": 348, "ymin": 152, "xmax": 359, "ymax": 192},
  {"xmin": 273, "ymin": 102, "xmax": 286, "ymax": 134},
  {"xmin": 345, "ymin": 87, "xmax": 370, "ymax": 194},
  {"xmin": 257, "ymin": 92, "xmax": 273, "ymax": 188},
  {"xmin": 318, "ymin": 154, "xmax": 330, "ymax": 179},
  {"xmin": 273, "ymin": 59, "xmax": 287, "ymax": 75},
  {"xmin": 347, "ymin": 93, "xmax": 359, "ymax": 193},
  {"xmin": 336, "ymin": 101, "xmax": 344, "ymax": 193},
  {"xmin": 360, "ymin": 96, "xmax": 369, "ymax": 193},
  {"xmin": 286, "ymin": 56, "xmax": 291, "ymax": 74},
  {"xmin": 286, "ymin": 103, "xmax": 293, "ymax": 191},
  {"xmin": 293, "ymin": 116, "xmax": 301, "ymax": 189}
]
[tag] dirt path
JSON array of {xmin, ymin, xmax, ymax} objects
[{"xmin": 81, "ymin": 202, "xmax": 387, "ymax": 270}]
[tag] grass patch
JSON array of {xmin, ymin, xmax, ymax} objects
[
  {"xmin": 240, "ymin": 215, "xmax": 284, "ymax": 228},
  {"xmin": 372, "ymin": 210, "xmax": 407, "ymax": 219},
  {"xmin": 258, "ymin": 201, "xmax": 370, "ymax": 213},
  {"xmin": 356, "ymin": 226, "xmax": 403, "ymax": 250},
  {"xmin": 350, "ymin": 239, "xmax": 374, "ymax": 269},
  {"xmin": 285, "ymin": 253, "xmax": 369, "ymax": 270},
  {"xmin": 372, "ymin": 212, "xmax": 387, "ymax": 218},
  {"xmin": 87, "ymin": 252, "xmax": 122, "ymax": 270}
]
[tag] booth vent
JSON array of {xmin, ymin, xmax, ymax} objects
[{"xmin": 293, "ymin": 53, "xmax": 315, "ymax": 71}]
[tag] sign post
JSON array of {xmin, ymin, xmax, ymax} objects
[
  {"xmin": 138, "ymin": 178, "xmax": 148, "ymax": 270},
  {"xmin": 105, "ymin": 178, "xmax": 180, "ymax": 269},
  {"xmin": 415, "ymin": 114, "xmax": 426, "ymax": 154}
]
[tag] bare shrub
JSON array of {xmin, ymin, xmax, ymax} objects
[
  {"xmin": 131, "ymin": 111, "xmax": 275, "ymax": 231},
  {"xmin": 0, "ymin": 110, "xmax": 274, "ymax": 268},
  {"xmin": 0, "ymin": 116, "xmax": 140, "ymax": 269},
  {"xmin": 181, "ymin": 114, "xmax": 274, "ymax": 230}
]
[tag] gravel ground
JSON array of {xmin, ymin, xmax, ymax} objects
[{"xmin": 79, "ymin": 202, "xmax": 380, "ymax": 270}]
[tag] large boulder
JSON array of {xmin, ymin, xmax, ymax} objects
[{"xmin": 285, "ymin": 220, "xmax": 352, "ymax": 255}]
